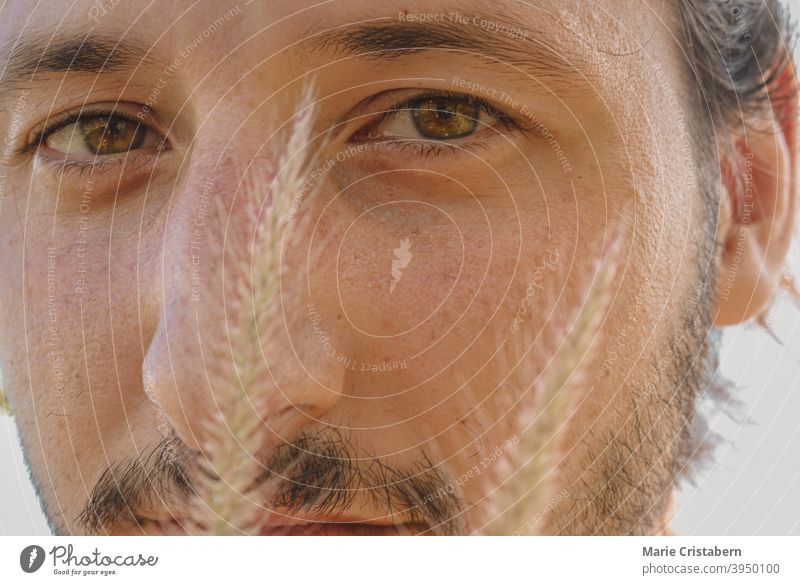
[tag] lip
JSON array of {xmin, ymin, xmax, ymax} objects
[
  {"xmin": 132, "ymin": 511, "xmax": 425, "ymax": 536},
  {"xmin": 259, "ymin": 521, "xmax": 423, "ymax": 536},
  {"xmin": 258, "ymin": 512, "xmax": 426, "ymax": 535}
]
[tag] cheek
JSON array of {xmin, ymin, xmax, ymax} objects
[
  {"xmin": 308, "ymin": 174, "xmax": 539, "ymax": 341},
  {"xmin": 0, "ymin": 185, "xmax": 166, "ymax": 488},
  {"xmin": 298, "ymin": 176, "xmax": 574, "ymax": 433},
  {"xmin": 332, "ymin": 204, "xmax": 468, "ymax": 336}
]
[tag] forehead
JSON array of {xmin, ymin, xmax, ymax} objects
[
  {"xmin": 0, "ymin": 0, "xmax": 668, "ymax": 71},
  {"xmin": 0, "ymin": 0, "xmax": 685, "ymax": 165},
  {"xmin": 0, "ymin": 0, "xmax": 656, "ymax": 27}
]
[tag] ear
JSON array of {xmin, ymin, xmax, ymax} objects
[{"xmin": 713, "ymin": 61, "xmax": 798, "ymax": 326}]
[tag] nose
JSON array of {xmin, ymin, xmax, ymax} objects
[{"xmin": 142, "ymin": 105, "xmax": 341, "ymax": 452}]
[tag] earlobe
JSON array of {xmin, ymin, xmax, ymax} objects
[
  {"xmin": 713, "ymin": 63, "xmax": 798, "ymax": 327},
  {"xmin": 0, "ymin": 388, "xmax": 8, "ymax": 416},
  {"xmin": 0, "ymin": 368, "xmax": 9, "ymax": 416}
]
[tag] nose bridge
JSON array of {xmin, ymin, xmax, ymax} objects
[
  {"xmin": 144, "ymin": 108, "xmax": 342, "ymax": 449},
  {"xmin": 143, "ymin": 150, "xmax": 250, "ymax": 449}
]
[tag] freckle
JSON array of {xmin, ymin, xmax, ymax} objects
[{"xmin": 337, "ymin": 314, "xmax": 342, "ymax": 321}]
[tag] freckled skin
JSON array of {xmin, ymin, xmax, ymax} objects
[{"xmin": 0, "ymin": 0, "xmax": 794, "ymax": 535}]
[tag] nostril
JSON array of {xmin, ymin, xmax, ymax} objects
[
  {"xmin": 286, "ymin": 392, "xmax": 343, "ymax": 424},
  {"xmin": 142, "ymin": 322, "xmax": 345, "ymax": 452}
]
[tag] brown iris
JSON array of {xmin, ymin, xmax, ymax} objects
[
  {"xmin": 79, "ymin": 116, "xmax": 146, "ymax": 155},
  {"xmin": 409, "ymin": 97, "xmax": 480, "ymax": 139}
]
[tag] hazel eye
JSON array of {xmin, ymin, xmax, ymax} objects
[
  {"xmin": 370, "ymin": 94, "xmax": 500, "ymax": 141},
  {"xmin": 406, "ymin": 97, "xmax": 481, "ymax": 139},
  {"xmin": 44, "ymin": 114, "xmax": 162, "ymax": 157}
]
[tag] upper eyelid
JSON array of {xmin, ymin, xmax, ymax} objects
[
  {"xmin": 351, "ymin": 91, "xmax": 523, "ymax": 146},
  {"xmin": 22, "ymin": 91, "xmax": 519, "ymax": 159},
  {"xmin": 374, "ymin": 91, "xmax": 512, "ymax": 126},
  {"xmin": 19, "ymin": 105, "xmax": 162, "ymax": 157}
]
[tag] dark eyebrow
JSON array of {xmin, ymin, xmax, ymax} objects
[
  {"xmin": 0, "ymin": 32, "xmax": 162, "ymax": 91},
  {"xmin": 306, "ymin": 17, "xmax": 583, "ymax": 82}
]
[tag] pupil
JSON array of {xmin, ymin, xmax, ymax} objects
[
  {"xmin": 411, "ymin": 98, "xmax": 479, "ymax": 139},
  {"xmin": 80, "ymin": 116, "xmax": 145, "ymax": 155}
]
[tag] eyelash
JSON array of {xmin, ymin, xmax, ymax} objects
[
  {"xmin": 24, "ymin": 107, "xmax": 165, "ymax": 175},
  {"xmin": 24, "ymin": 90, "xmax": 524, "ymax": 174},
  {"xmin": 352, "ymin": 89, "xmax": 524, "ymax": 157}
]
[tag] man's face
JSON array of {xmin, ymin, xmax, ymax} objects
[{"xmin": 0, "ymin": 0, "xmax": 719, "ymax": 535}]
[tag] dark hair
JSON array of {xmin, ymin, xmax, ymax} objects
[
  {"xmin": 679, "ymin": 0, "xmax": 795, "ymax": 219},
  {"xmin": 679, "ymin": 0, "xmax": 794, "ymax": 130},
  {"xmin": 684, "ymin": 0, "xmax": 800, "ymax": 298}
]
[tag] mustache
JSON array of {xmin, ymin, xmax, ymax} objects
[{"xmin": 77, "ymin": 429, "xmax": 465, "ymax": 535}]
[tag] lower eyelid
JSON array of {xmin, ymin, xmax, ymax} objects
[
  {"xmin": 35, "ymin": 147, "xmax": 165, "ymax": 178},
  {"xmin": 354, "ymin": 137, "xmax": 493, "ymax": 161}
]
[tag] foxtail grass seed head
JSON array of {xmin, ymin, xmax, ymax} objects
[
  {"xmin": 483, "ymin": 241, "xmax": 619, "ymax": 535},
  {"xmin": 181, "ymin": 84, "xmax": 320, "ymax": 535}
]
